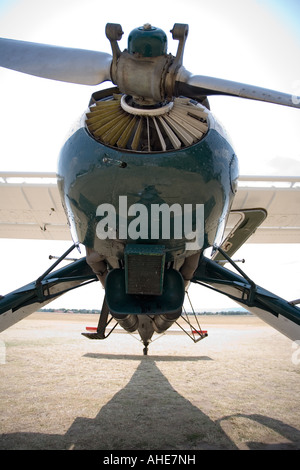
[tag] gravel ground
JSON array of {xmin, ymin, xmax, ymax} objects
[{"xmin": 0, "ymin": 313, "xmax": 299, "ymax": 450}]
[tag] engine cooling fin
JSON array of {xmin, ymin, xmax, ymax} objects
[{"xmin": 85, "ymin": 93, "xmax": 209, "ymax": 152}]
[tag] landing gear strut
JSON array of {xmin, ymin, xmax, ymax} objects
[{"xmin": 143, "ymin": 341, "xmax": 149, "ymax": 355}]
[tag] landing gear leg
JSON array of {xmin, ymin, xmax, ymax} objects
[
  {"xmin": 143, "ymin": 342, "xmax": 149, "ymax": 356},
  {"xmin": 138, "ymin": 316, "xmax": 154, "ymax": 356}
]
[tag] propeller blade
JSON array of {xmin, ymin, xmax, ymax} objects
[
  {"xmin": 175, "ymin": 68, "xmax": 300, "ymax": 109},
  {"xmin": 0, "ymin": 38, "xmax": 112, "ymax": 85}
]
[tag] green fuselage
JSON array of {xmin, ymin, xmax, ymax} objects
[{"xmin": 57, "ymin": 92, "xmax": 238, "ymax": 269}]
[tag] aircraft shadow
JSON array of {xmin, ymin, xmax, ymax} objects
[
  {"xmin": 84, "ymin": 353, "xmax": 213, "ymax": 361},
  {"xmin": 0, "ymin": 359, "xmax": 299, "ymax": 450}
]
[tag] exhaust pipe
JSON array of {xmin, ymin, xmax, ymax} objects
[
  {"xmin": 152, "ymin": 312, "xmax": 181, "ymax": 334},
  {"xmin": 111, "ymin": 313, "xmax": 139, "ymax": 333}
]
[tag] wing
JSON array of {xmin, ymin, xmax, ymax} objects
[
  {"xmin": 1, "ymin": 173, "xmax": 299, "ymax": 243},
  {"xmin": 0, "ymin": 172, "xmax": 69, "ymax": 240},
  {"xmin": 231, "ymin": 176, "xmax": 300, "ymax": 243}
]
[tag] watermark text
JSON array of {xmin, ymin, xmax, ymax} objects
[
  {"xmin": 292, "ymin": 340, "xmax": 300, "ymax": 365},
  {"xmin": 292, "ymin": 80, "xmax": 300, "ymax": 105},
  {"xmin": 96, "ymin": 196, "xmax": 204, "ymax": 250}
]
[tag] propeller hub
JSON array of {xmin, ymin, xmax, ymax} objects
[
  {"xmin": 106, "ymin": 23, "xmax": 189, "ymax": 105},
  {"xmin": 127, "ymin": 24, "xmax": 168, "ymax": 58}
]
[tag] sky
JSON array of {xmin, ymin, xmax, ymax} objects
[{"xmin": 0, "ymin": 0, "xmax": 299, "ymax": 312}]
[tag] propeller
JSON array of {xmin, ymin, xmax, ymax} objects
[
  {"xmin": 0, "ymin": 37, "xmax": 112, "ymax": 85},
  {"xmin": 0, "ymin": 24, "xmax": 299, "ymax": 109},
  {"xmin": 175, "ymin": 68, "xmax": 300, "ymax": 109}
]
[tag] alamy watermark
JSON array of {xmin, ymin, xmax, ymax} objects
[
  {"xmin": 292, "ymin": 340, "xmax": 300, "ymax": 366},
  {"xmin": 292, "ymin": 80, "xmax": 300, "ymax": 105},
  {"xmin": 95, "ymin": 196, "xmax": 204, "ymax": 250}
]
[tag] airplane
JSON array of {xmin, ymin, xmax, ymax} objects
[{"xmin": 0, "ymin": 23, "xmax": 299, "ymax": 355}]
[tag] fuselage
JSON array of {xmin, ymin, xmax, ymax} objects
[{"xmin": 57, "ymin": 88, "xmax": 239, "ymax": 277}]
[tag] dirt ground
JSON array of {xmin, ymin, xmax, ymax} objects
[{"xmin": 0, "ymin": 313, "xmax": 299, "ymax": 450}]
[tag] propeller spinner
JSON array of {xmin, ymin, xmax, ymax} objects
[{"xmin": 0, "ymin": 23, "xmax": 299, "ymax": 109}]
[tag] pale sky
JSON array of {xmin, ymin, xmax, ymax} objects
[{"xmin": 0, "ymin": 0, "xmax": 299, "ymax": 311}]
